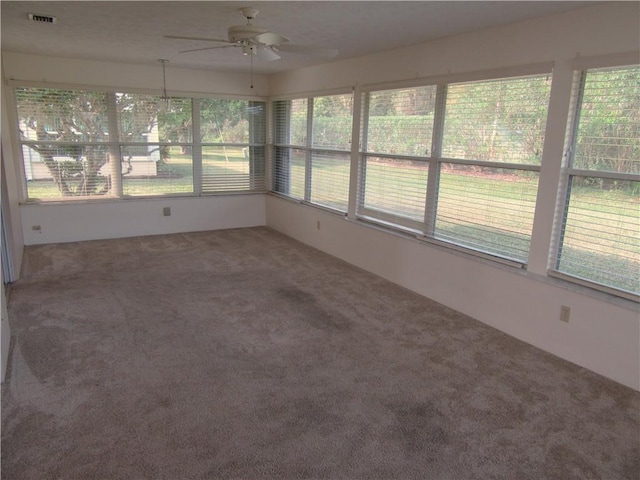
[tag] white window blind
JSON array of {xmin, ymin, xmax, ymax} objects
[
  {"xmin": 309, "ymin": 151, "xmax": 350, "ymax": 211},
  {"xmin": 436, "ymin": 164, "xmax": 539, "ymax": 261},
  {"xmin": 272, "ymin": 99, "xmax": 307, "ymax": 197},
  {"xmin": 312, "ymin": 94, "xmax": 353, "ymax": 150},
  {"xmin": 365, "ymin": 86, "xmax": 435, "ymax": 156},
  {"xmin": 16, "ymin": 88, "xmax": 114, "ymax": 199},
  {"xmin": 555, "ymin": 66, "xmax": 640, "ymax": 298},
  {"xmin": 442, "ymin": 76, "xmax": 550, "ymax": 164},
  {"xmin": 358, "ymin": 86, "xmax": 436, "ymax": 230},
  {"xmin": 15, "ymin": 87, "xmax": 266, "ymax": 201},
  {"xmin": 273, "ymin": 147, "xmax": 306, "ymax": 200},
  {"xmin": 118, "ymin": 94, "xmax": 194, "ymax": 196},
  {"xmin": 200, "ymin": 99, "xmax": 266, "ymax": 193},
  {"xmin": 357, "ymin": 75, "xmax": 550, "ymax": 263},
  {"xmin": 359, "ymin": 156, "xmax": 428, "ymax": 231},
  {"xmin": 272, "ymin": 93, "xmax": 353, "ymax": 213}
]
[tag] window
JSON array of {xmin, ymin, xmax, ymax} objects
[
  {"xmin": 118, "ymin": 94, "xmax": 194, "ymax": 196},
  {"xmin": 200, "ymin": 99, "xmax": 266, "ymax": 193},
  {"xmin": 17, "ymin": 88, "xmax": 113, "ymax": 199},
  {"xmin": 438, "ymin": 76, "xmax": 549, "ymax": 261},
  {"xmin": 15, "ymin": 87, "xmax": 266, "ymax": 200},
  {"xmin": 554, "ymin": 65, "xmax": 639, "ymax": 298},
  {"xmin": 272, "ymin": 93, "xmax": 353, "ymax": 212},
  {"xmin": 358, "ymin": 86, "xmax": 435, "ymax": 231},
  {"xmin": 358, "ymin": 74, "xmax": 551, "ymax": 263}
]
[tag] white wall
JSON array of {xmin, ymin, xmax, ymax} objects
[
  {"xmin": 266, "ymin": 2, "xmax": 640, "ymax": 391},
  {"xmin": 21, "ymin": 194, "xmax": 266, "ymax": 245},
  {"xmin": 2, "ymin": 52, "xmax": 268, "ymax": 97},
  {"xmin": 14, "ymin": 191, "xmax": 268, "ymax": 249}
]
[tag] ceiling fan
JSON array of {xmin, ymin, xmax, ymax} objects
[{"xmin": 165, "ymin": 7, "xmax": 339, "ymax": 62}]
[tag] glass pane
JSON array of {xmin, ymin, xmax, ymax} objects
[
  {"xmin": 435, "ymin": 163, "xmax": 539, "ymax": 261},
  {"xmin": 573, "ymin": 66, "xmax": 640, "ymax": 174},
  {"xmin": 117, "ymin": 94, "xmax": 192, "ymax": 143},
  {"xmin": 15, "ymin": 88, "xmax": 109, "ymax": 142},
  {"xmin": 359, "ymin": 156, "xmax": 428, "ymax": 229},
  {"xmin": 557, "ymin": 177, "xmax": 639, "ymax": 294},
  {"xmin": 442, "ymin": 75, "xmax": 551, "ymax": 164},
  {"xmin": 273, "ymin": 99, "xmax": 307, "ymax": 146},
  {"xmin": 273, "ymin": 147, "xmax": 306, "ymax": 199},
  {"xmin": 312, "ymin": 94, "xmax": 353, "ymax": 150},
  {"xmin": 22, "ymin": 144, "xmax": 113, "ymax": 199},
  {"xmin": 202, "ymin": 146, "xmax": 255, "ymax": 192},
  {"xmin": 365, "ymin": 86, "xmax": 436, "ymax": 156},
  {"xmin": 310, "ymin": 151, "xmax": 350, "ymax": 211},
  {"xmin": 200, "ymin": 99, "xmax": 265, "ymax": 144},
  {"xmin": 121, "ymin": 145, "xmax": 193, "ymax": 196}
]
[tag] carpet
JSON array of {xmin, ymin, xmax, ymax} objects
[{"xmin": 2, "ymin": 227, "xmax": 638, "ymax": 479}]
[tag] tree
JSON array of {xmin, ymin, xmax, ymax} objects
[{"xmin": 17, "ymin": 88, "xmax": 111, "ymax": 196}]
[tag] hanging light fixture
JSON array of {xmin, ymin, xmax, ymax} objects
[{"xmin": 158, "ymin": 59, "xmax": 171, "ymax": 109}]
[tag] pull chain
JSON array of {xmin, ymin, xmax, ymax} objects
[{"xmin": 250, "ymin": 48, "xmax": 254, "ymax": 89}]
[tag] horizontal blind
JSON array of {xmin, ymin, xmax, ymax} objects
[
  {"xmin": 16, "ymin": 87, "xmax": 114, "ymax": 199},
  {"xmin": 557, "ymin": 178, "xmax": 639, "ymax": 295},
  {"xmin": 555, "ymin": 65, "xmax": 640, "ymax": 296},
  {"xmin": 201, "ymin": 100, "xmax": 266, "ymax": 193},
  {"xmin": 442, "ymin": 75, "xmax": 551, "ymax": 164},
  {"xmin": 365, "ymin": 86, "xmax": 436, "ymax": 156},
  {"xmin": 435, "ymin": 165, "xmax": 539, "ymax": 262},
  {"xmin": 359, "ymin": 156, "xmax": 428, "ymax": 231},
  {"xmin": 273, "ymin": 147, "xmax": 306, "ymax": 199},
  {"xmin": 117, "ymin": 94, "xmax": 192, "ymax": 143},
  {"xmin": 312, "ymin": 94, "xmax": 353, "ymax": 150},
  {"xmin": 309, "ymin": 151, "xmax": 350, "ymax": 211},
  {"xmin": 120, "ymin": 145, "xmax": 194, "ymax": 196},
  {"xmin": 201, "ymin": 146, "xmax": 265, "ymax": 192},
  {"xmin": 273, "ymin": 99, "xmax": 308, "ymax": 146},
  {"xmin": 572, "ymin": 67, "xmax": 640, "ymax": 174}
]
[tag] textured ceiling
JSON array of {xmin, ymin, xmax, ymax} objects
[{"xmin": 1, "ymin": 1, "xmax": 594, "ymax": 75}]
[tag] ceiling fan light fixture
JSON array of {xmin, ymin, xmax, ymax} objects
[{"xmin": 242, "ymin": 44, "xmax": 257, "ymax": 56}]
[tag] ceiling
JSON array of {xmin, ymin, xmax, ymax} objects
[{"xmin": 1, "ymin": 1, "xmax": 595, "ymax": 75}]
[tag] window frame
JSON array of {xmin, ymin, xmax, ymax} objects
[
  {"xmin": 11, "ymin": 82, "xmax": 268, "ymax": 203},
  {"xmin": 548, "ymin": 63, "xmax": 640, "ymax": 301},
  {"xmin": 356, "ymin": 70, "xmax": 553, "ymax": 265},
  {"xmin": 271, "ymin": 90, "xmax": 354, "ymax": 214}
]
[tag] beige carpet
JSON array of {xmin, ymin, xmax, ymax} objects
[{"xmin": 2, "ymin": 227, "xmax": 639, "ymax": 479}]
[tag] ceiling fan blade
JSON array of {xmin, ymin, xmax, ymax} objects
[
  {"xmin": 255, "ymin": 32, "xmax": 290, "ymax": 47},
  {"xmin": 275, "ymin": 44, "xmax": 339, "ymax": 58},
  {"xmin": 256, "ymin": 46, "xmax": 281, "ymax": 62},
  {"xmin": 165, "ymin": 35, "xmax": 231, "ymax": 44},
  {"xmin": 179, "ymin": 45, "xmax": 237, "ymax": 54}
]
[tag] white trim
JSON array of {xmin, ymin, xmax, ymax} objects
[
  {"xmin": 571, "ymin": 51, "xmax": 640, "ymax": 71},
  {"xmin": 6, "ymin": 79, "xmax": 268, "ymax": 102},
  {"xmin": 269, "ymin": 86, "xmax": 355, "ymax": 103},
  {"xmin": 359, "ymin": 62, "xmax": 554, "ymax": 94},
  {"xmin": 548, "ymin": 269, "xmax": 639, "ymax": 303}
]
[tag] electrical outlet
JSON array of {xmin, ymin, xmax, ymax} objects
[
  {"xmin": 163, "ymin": 207, "xmax": 171, "ymax": 217},
  {"xmin": 560, "ymin": 305, "xmax": 571, "ymax": 323},
  {"xmin": 316, "ymin": 220, "xmax": 321, "ymax": 230}
]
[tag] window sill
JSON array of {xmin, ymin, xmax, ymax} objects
[{"xmin": 20, "ymin": 190, "xmax": 267, "ymax": 206}]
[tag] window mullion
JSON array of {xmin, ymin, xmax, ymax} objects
[
  {"xmin": 347, "ymin": 87, "xmax": 362, "ymax": 219},
  {"xmin": 106, "ymin": 92, "xmax": 122, "ymax": 197},
  {"xmin": 192, "ymin": 98, "xmax": 202, "ymax": 196},
  {"xmin": 304, "ymin": 99, "xmax": 313, "ymax": 201},
  {"xmin": 424, "ymin": 84, "xmax": 447, "ymax": 236}
]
